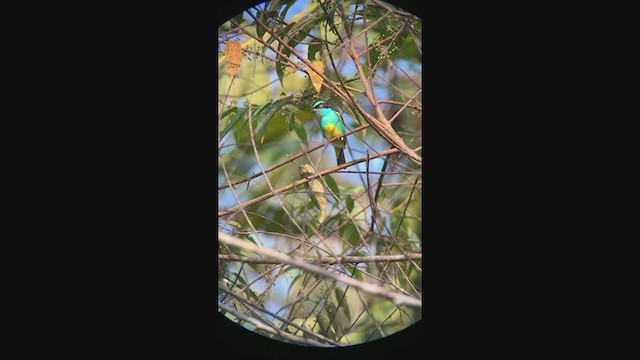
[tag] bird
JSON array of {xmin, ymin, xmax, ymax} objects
[{"xmin": 311, "ymin": 101, "xmax": 347, "ymax": 166}]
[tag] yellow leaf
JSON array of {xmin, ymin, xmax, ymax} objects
[
  {"xmin": 287, "ymin": 316, "xmax": 319, "ymax": 336},
  {"xmin": 308, "ymin": 60, "xmax": 324, "ymax": 93},
  {"xmin": 224, "ymin": 40, "xmax": 242, "ymax": 77},
  {"xmin": 299, "ymin": 164, "xmax": 327, "ymax": 224}
]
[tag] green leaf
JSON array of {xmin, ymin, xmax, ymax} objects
[
  {"xmin": 323, "ymin": 174, "xmax": 340, "ymax": 199},
  {"xmin": 358, "ymin": 4, "xmax": 390, "ymax": 26},
  {"xmin": 233, "ymin": 12, "xmax": 245, "ymax": 25},
  {"xmin": 285, "ymin": 111, "xmax": 294, "ymax": 132},
  {"xmin": 261, "ymin": 98, "xmax": 291, "ymax": 123},
  {"xmin": 301, "ymin": 273, "xmax": 314, "ymax": 288},
  {"xmin": 368, "ymin": 24, "xmax": 410, "ymax": 71},
  {"xmin": 340, "ymin": 222, "xmax": 361, "ymax": 248},
  {"xmin": 305, "ymin": 225, "xmax": 316, "ymax": 238},
  {"xmin": 344, "ymin": 196, "xmax": 354, "ymax": 213},
  {"xmin": 220, "ymin": 108, "xmax": 249, "ymax": 140},
  {"xmin": 220, "ymin": 106, "xmax": 238, "ymax": 122},
  {"xmin": 288, "ymin": 273, "xmax": 301, "ymax": 297},
  {"xmin": 221, "ymin": 106, "xmax": 248, "ymax": 140},
  {"xmin": 266, "ymin": 0, "xmax": 283, "ymax": 13},
  {"xmin": 332, "ymin": 287, "xmax": 351, "ymax": 334},
  {"xmin": 229, "ymin": 101, "xmax": 275, "ymax": 144},
  {"xmin": 316, "ymin": 306, "xmax": 337, "ymax": 339},
  {"xmin": 279, "ymin": 0, "xmax": 297, "ymax": 21},
  {"xmin": 275, "ymin": 21, "xmax": 297, "ymax": 87},
  {"xmin": 238, "ymin": 233, "xmax": 257, "ymax": 245},
  {"xmin": 334, "ymin": 286, "xmax": 349, "ymax": 313},
  {"xmin": 389, "ymin": 32, "xmax": 410, "ymax": 61},
  {"xmin": 290, "ymin": 116, "xmax": 308, "ymax": 146},
  {"xmin": 347, "ymin": 265, "xmax": 363, "ymax": 281},
  {"xmin": 308, "ymin": 42, "xmax": 322, "ymax": 61},
  {"xmin": 256, "ymin": 10, "xmax": 267, "ymax": 39},
  {"xmin": 255, "ymin": 97, "xmax": 292, "ymax": 143},
  {"xmin": 241, "ymin": 286, "xmax": 260, "ymax": 302},
  {"xmin": 368, "ymin": 30, "xmax": 383, "ymax": 70},
  {"xmin": 252, "ymin": 102, "xmax": 270, "ymax": 117},
  {"xmin": 254, "ymin": 329, "xmax": 272, "ymax": 337},
  {"xmin": 226, "ymin": 220, "xmax": 241, "ymax": 229},
  {"xmin": 275, "ymin": 13, "xmax": 324, "ymax": 87}
]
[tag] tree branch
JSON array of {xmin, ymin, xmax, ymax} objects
[
  {"xmin": 240, "ymin": 9, "xmax": 422, "ymax": 167},
  {"xmin": 218, "ymin": 124, "xmax": 370, "ymax": 190},
  {"xmin": 218, "ymin": 147, "xmax": 401, "ymax": 217},
  {"xmin": 245, "ymin": 9, "xmax": 350, "ymax": 103},
  {"xmin": 218, "ymin": 232, "xmax": 422, "ymax": 308},
  {"xmin": 218, "ymin": 301, "xmax": 328, "ymax": 347},
  {"xmin": 219, "ymin": 285, "xmax": 341, "ymax": 346},
  {"xmin": 219, "ymin": 252, "xmax": 422, "ymax": 264}
]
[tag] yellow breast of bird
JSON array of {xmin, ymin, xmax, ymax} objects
[{"xmin": 323, "ymin": 123, "xmax": 342, "ymax": 139}]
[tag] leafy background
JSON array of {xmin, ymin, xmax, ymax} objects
[{"xmin": 218, "ymin": 0, "xmax": 422, "ymax": 346}]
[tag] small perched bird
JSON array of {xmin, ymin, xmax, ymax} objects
[{"xmin": 311, "ymin": 101, "xmax": 347, "ymax": 166}]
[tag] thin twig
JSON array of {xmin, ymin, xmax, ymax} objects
[
  {"xmin": 379, "ymin": 182, "xmax": 421, "ymax": 187},
  {"xmin": 218, "ymin": 253, "xmax": 422, "ymax": 264},
  {"xmin": 378, "ymin": 100, "xmax": 421, "ymax": 111},
  {"xmin": 219, "ymin": 286, "xmax": 341, "ymax": 346},
  {"xmin": 218, "ymin": 302, "xmax": 328, "ymax": 347},
  {"xmin": 218, "ymin": 147, "xmax": 401, "ymax": 217},
  {"xmin": 218, "ymin": 232, "xmax": 422, "ymax": 308},
  {"xmin": 218, "ymin": 124, "xmax": 370, "ymax": 190}
]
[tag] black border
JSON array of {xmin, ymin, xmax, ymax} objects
[
  {"xmin": 29, "ymin": 0, "xmax": 591, "ymax": 356},
  {"xmin": 215, "ymin": 0, "xmax": 426, "ymax": 358}
]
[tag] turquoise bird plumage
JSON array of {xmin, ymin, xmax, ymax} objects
[{"xmin": 312, "ymin": 101, "xmax": 347, "ymax": 165}]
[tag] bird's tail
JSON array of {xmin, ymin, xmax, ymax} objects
[{"xmin": 336, "ymin": 137, "xmax": 346, "ymax": 165}]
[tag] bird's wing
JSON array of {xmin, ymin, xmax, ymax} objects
[{"xmin": 333, "ymin": 110, "xmax": 348, "ymax": 134}]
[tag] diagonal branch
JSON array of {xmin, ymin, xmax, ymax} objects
[
  {"xmin": 388, "ymin": 90, "xmax": 422, "ymax": 123},
  {"xmin": 345, "ymin": 44, "xmax": 423, "ymax": 166},
  {"xmin": 219, "ymin": 124, "xmax": 370, "ymax": 190},
  {"xmin": 245, "ymin": 9, "xmax": 350, "ymax": 103},
  {"xmin": 218, "ymin": 147, "xmax": 401, "ymax": 217},
  {"xmin": 243, "ymin": 9, "xmax": 422, "ymax": 166},
  {"xmin": 218, "ymin": 301, "xmax": 328, "ymax": 347},
  {"xmin": 218, "ymin": 285, "xmax": 341, "ymax": 346}
]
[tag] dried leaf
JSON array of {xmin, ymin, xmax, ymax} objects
[
  {"xmin": 308, "ymin": 60, "xmax": 324, "ymax": 93},
  {"xmin": 224, "ymin": 40, "xmax": 242, "ymax": 77},
  {"xmin": 299, "ymin": 164, "xmax": 327, "ymax": 223}
]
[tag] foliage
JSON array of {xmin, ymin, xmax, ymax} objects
[{"xmin": 218, "ymin": 0, "xmax": 422, "ymax": 347}]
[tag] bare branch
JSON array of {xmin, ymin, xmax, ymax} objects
[
  {"xmin": 219, "ymin": 123, "xmax": 370, "ymax": 190},
  {"xmin": 219, "ymin": 286, "xmax": 342, "ymax": 346},
  {"xmin": 378, "ymin": 100, "xmax": 421, "ymax": 111},
  {"xmin": 218, "ymin": 302, "xmax": 329, "ymax": 347},
  {"xmin": 218, "ymin": 232, "xmax": 422, "ymax": 308},
  {"xmin": 218, "ymin": 147, "xmax": 401, "ymax": 217},
  {"xmin": 219, "ymin": 253, "xmax": 422, "ymax": 264}
]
